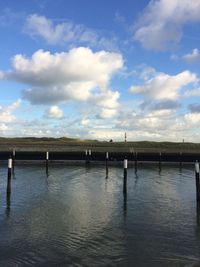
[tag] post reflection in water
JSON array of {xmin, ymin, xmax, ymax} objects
[
  {"xmin": 123, "ymin": 175, "xmax": 127, "ymax": 195},
  {"xmin": 179, "ymin": 165, "xmax": 182, "ymax": 175},
  {"xmin": 123, "ymin": 165, "xmax": 128, "ymax": 219},
  {"xmin": 134, "ymin": 162, "xmax": 137, "ymax": 173},
  {"xmin": 123, "ymin": 188, "xmax": 127, "ymax": 219},
  {"xmin": 197, "ymin": 202, "xmax": 200, "ymax": 231},
  {"xmin": 134, "ymin": 171, "xmax": 139, "ymax": 188},
  {"xmin": 106, "ymin": 165, "xmax": 108, "ymax": 179},
  {"xmin": 6, "ymin": 193, "xmax": 11, "ymax": 218},
  {"xmin": 159, "ymin": 164, "xmax": 162, "ymax": 174}
]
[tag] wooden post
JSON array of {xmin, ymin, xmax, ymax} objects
[
  {"xmin": 46, "ymin": 152, "xmax": 49, "ymax": 175},
  {"xmin": 106, "ymin": 152, "xmax": 109, "ymax": 177},
  {"xmin": 123, "ymin": 159, "xmax": 128, "ymax": 194},
  {"xmin": 195, "ymin": 161, "xmax": 200, "ymax": 202},
  {"xmin": 12, "ymin": 150, "xmax": 15, "ymax": 175},
  {"xmin": 88, "ymin": 149, "xmax": 91, "ymax": 164},
  {"xmin": 7, "ymin": 158, "xmax": 12, "ymax": 194}
]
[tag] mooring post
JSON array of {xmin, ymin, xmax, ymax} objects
[
  {"xmin": 106, "ymin": 152, "xmax": 109, "ymax": 177},
  {"xmin": 46, "ymin": 152, "xmax": 49, "ymax": 175},
  {"xmin": 7, "ymin": 158, "xmax": 12, "ymax": 194},
  {"xmin": 195, "ymin": 160, "xmax": 200, "ymax": 202},
  {"xmin": 134, "ymin": 152, "xmax": 138, "ymax": 172},
  {"xmin": 159, "ymin": 152, "xmax": 162, "ymax": 171},
  {"xmin": 123, "ymin": 158, "xmax": 128, "ymax": 194},
  {"xmin": 88, "ymin": 149, "xmax": 91, "ymax": 164},
  {"xmin": 12, "ymin": 150, "xmax": 15, "ymax": 175}
]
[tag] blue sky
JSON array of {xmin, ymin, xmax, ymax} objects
[{"xmin": 1, "ymin": 0, "xmax": 200, "ymax": 141}]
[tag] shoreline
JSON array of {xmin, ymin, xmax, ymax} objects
[
  {"xmin": 0, "ymin": 150, "xmax": 199, "ymax": 164},
  {"xmin": 1, "ymin": 144, "xmax": 200, "ymax": 153},
  {"xmin": 7, "ymin": 160, "xmax": 196, "ymax": 166}
]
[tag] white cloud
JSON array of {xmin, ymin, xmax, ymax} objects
[
  {"xmin": 80, "ymin": 118, "xmax": 90, "ymax": 126},
  {"xmin": 95, "ymin": 90, "xmax": 120, "ymax": 109},
  {"xmin": 24, "ymin": 14, "xmax": 117, "ymax": 50},
  {"xmin": 88, "ymin": 128, "xmax": 124, "ymax": 141},
  {"xmin": 113, "ymin": 107, "xmax": 200, "ymax": 142},
  {"xmin": 0, "ymin": 100, "xmax": 21, "ymax": 123},
  {"xmin": 25, "ymin": 14, "xmax": 90, "ymax": 45},
  {"xmin": 99, "ymin": 108, "xmax": 118, "ymax": 119},
  {"xmin": 134, "ymin": 0, "xmax": 200, "ymax": 50},
  {"xmin": 184, "ymin": 88, "xmax": 200, "ymax": 97},
  {"xmin": 184, "ymin": 113, "xmax": 200, "ymax": 125},
  {"xmin": 10, "ymin": 47, "xmax": 122, "ymax": 89},
  {"xmin": 129, "ymin": 70, "xmax": 197, "ymax": 100},
  {"xmin": 149, "ymin": 109, "xmax": 174, "ymax": 117},
  {"xmin": 183, "ymin": 48, "xmax": 200, "ymax": 63},
  {"xmin": 1, "ymin": 48, "xmax": 123, "ymax": 120},
  {"xmin": 45, "ymin": 105, "xmax": 64, "ymax": 119},
  {"xmin": 0, "ymin": 123, "xmax": 8, "ymax": 131},
  {"xmin": 4, "ymin": 47, "xmax": 123, "ymax": 118}
]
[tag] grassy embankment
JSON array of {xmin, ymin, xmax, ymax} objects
[{"xmin": 0, "ymin": 137, "xmax": 200, "ymax": 153}]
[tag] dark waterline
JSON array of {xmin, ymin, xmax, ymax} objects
[{"xmin": 0, "ymin": 165, "xmax": 200, "ymax": 266}]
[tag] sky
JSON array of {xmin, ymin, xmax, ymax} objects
[{"xmin": 1, "ymin": 0, "xmax": 200, "ymax": 142}]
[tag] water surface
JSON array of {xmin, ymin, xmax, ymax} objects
[{"xmin": 0, "ymin": 164, "xmax": 200, "ymax": 266}]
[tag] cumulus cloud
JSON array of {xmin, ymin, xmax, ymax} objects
[
  {"xmin": 0, "ymin": 123, "xmax": 8, "ymax": 131},
  {"xmin": 9, "ymin": 48, "xmax": 122, "ymax": 89},
  {"xmin": 183, "ymin": 48, "xmax": 200, "ymax": 63},
  {"xmin": 122, "ymin": 66, "xmax": 200, "ymax": 141},
  {"xmin": 99, "ymin": 108, "xmax": 118, "ymax": 119},
  {"xmin": 44, "ymin": 105, "xmax": 64, "ymax": 119},
  {"xmin": 129, "ymin": 70, "xmax": 197, "ymax": 100},
  {"xmin": 113, "ymin": 105, "xmax": 200, "ymax": 142},
  {"xmin": 0, "ymin": 99, "xmax": 21, "ymax": 123},
  {"xmin": 184, "ymin": 113, "xmax": 200, "ymax": 125},
  {"xmin": 22, "ymin": 82, "xmax": 96, "ymax": 104},
  {"xmin": 24, "ymin": 14, "xmax": 117, "ymax": 50},
  {"xmin": 95, "ymin": 90, "xmax": 120, "ymax": 109},
  {"xmin": 3, "ymin": 47, "xmax": 123, "ymax": 118},
  {"xmin": 133, "ymin": 0, "xmax": 200, "ymax": 50}
]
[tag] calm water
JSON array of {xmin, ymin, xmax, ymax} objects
[{"xmin": 0, "ymin": 164, "xmax": 200, "ymax": 267}]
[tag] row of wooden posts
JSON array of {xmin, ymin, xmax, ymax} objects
[{"xmin": 5, "ymin": 150, "xmax": 200, "ymax": 203}]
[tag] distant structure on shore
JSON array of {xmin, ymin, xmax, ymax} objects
[{"xmin": 125, "ymin": 132, "xmax": 127, "ymax": 143}]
